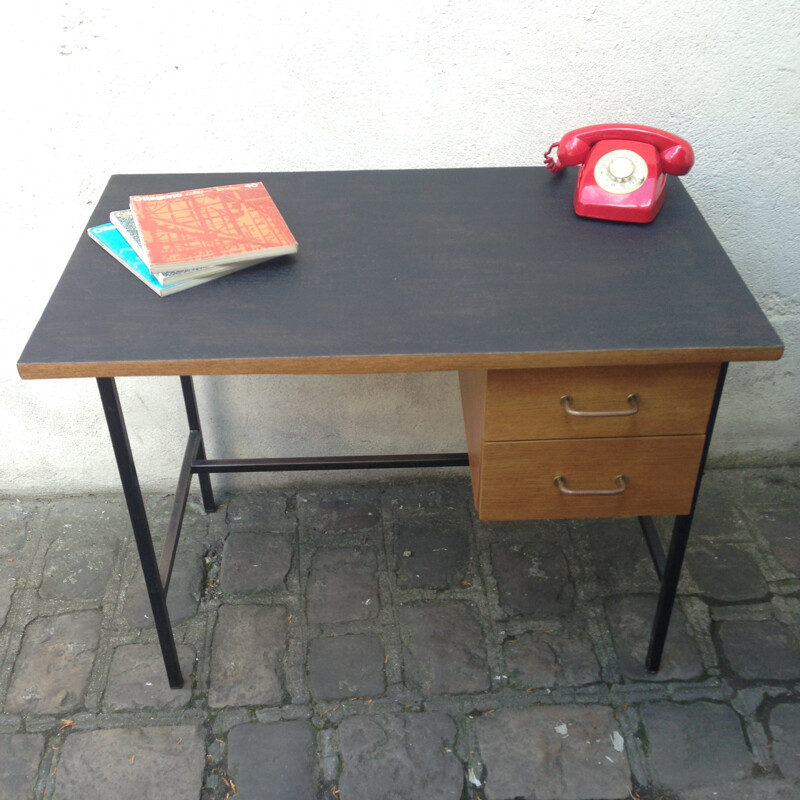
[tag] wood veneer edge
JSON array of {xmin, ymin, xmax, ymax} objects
[{"xmin": 16, "ymin": 344, "xmax": 784, "ymax": 381}]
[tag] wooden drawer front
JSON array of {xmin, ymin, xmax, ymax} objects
[
  {"xmin": 476, "ymin": 435, "xmax": 705, "ymax": 521},
  {"xmin": 480, "ymin": 363, "xmax": 720, "ymax": 441}
]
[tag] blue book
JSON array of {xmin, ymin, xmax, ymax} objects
[{"xmin": 87, "ymin": 223, "xmax": 250, "ymax": 296}]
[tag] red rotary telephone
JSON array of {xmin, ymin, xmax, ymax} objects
[{"xmin": 543, "ymin": 124, "xmax": 694, "ymax": 223}]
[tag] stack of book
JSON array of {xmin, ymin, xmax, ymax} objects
[{"xmin": 88, "ymin": 182, "xmax": 298, "ymax": 295}]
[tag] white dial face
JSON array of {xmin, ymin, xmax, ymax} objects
[{"xmin": 594, "ymin": 149, "xmax": 648, "ymax": 194}]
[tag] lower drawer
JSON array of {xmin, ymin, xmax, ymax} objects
[{"xmin": 476, "ymin": 435, "xmax": 705, "ymax": 521}]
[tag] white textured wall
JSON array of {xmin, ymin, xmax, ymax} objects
[{"xmin": 3, "ymin": 0, "xmax": 798, "ymax": 495}]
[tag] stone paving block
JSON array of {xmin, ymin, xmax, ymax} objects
[
  {"xmin": 398, "ymin": 601, "xmax": 489, "ymax": 694},
  {"xmin": 747, "ymin": 506, "xmax": 800, "ymax": 577},
  {"xmin": 308, "ymin": 634, "xmax": 385, "ymax": 699},
  {"xmin": 209, "ymin": 604, "xmax": 287, "ymax": 708},
  {"xmin": 37, "ymin": 497, "xmax": 131, "ymax": 600},
  {"xmin": 38, "ymin": 496, "xmax": 131, "ymax": 543},
  {"xmin": 768, "ymin": 703, "xmax": 800, "ymax": 781},
  {"xmin": 578, "ymin": 518, "xmax": 660, "ymax": 593},
  {"xmin": 51, "ymin": 725, "xmax": 204, "ymax": 800},
  {"xmin": 678, "ymin": 780, "xmax": 800, "ymax": 799},
  {"xmin": 0, "ymin": 559, "xmax": 19, "ymax": 629},
  {"xmin": 492, "ymin": 539, "xmax": 575, "ymax": 617},
  {"xmin": 338, "ymin": 713, "xmax": 462, "ymax": 800},
  {"xmin": 227, "ymin": 720, "xmax": 317, "ymax": 800},
  {"xmin": 394, "ymin": 519, "xmax": 470, "ymax": 589},
  {"xmin": 0, "ymin": 503, "xmax": 31, "ymax": 628},
  {"xmin": 0, "ymin": 733, "xmax": 44, "ymax": 800},
  {"xmin": 220, "ymin": 531, "xmax": 293, "ymax": 594},
  {"xmin": 606, "ymin": 595, "xmax": 703, "ymax": 681},
  {"xmin": 6, "ymin": 610, "xmax": 101, "ymax": 715},
  {"xmin": 686, "ymin": 543, "xmax": 769, "ymax": 602},
  {"xmin": 226, "ymin": 492, "xmax": 297, "ymax": 533},
  {"xmin": 298, "ymin": 488, "xmax": 382, "ymax": 533},
  {"xmin": 0, "ymin": 501, "xmax": 31, "ymax": 558},
  {"xmin": 306, "ymin": 546, "xmax": 379, "ymax": 624},
  {"xmin": 104, "ymin": 643, "xmax": 195, "ymax": 711},
  {"xmin": 473, "ymin": 704, "xmax": 631, "ymax": 800},
  {"xmin": 709, "ymin": 467, "xmax": 799, "ymax": 509},
  {"xmin": 504, "ymin": 630, "xmax": 601, "ymax": 689},
  {"xmin": 39, "ymin": 527, "xmax": 121, "ymax": 602},
  {"xmin": 639, "ymin": 701, "xmax": 753, "ymax": 791},
  {"xmin": 124, "ymin": 546, "xmax": 204, "ymax": 627},
  {"xmin": 688, "ymin": 477, "xmax": 751, "ymax": 541},
  {"xmin": 719, "ymin": 620, "xmax": 800, "ymax": 681},
  {"xmin": 381, "ymin": 479, "xmax": 473, "ymax": 519}
]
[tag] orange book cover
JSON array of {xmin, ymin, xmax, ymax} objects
[{"xmin": 129, "ymin": 182, "xmax": 298, "ymax": 271}]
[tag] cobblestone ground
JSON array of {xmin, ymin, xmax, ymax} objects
[{"xmin": 0, "ymin": 467, "xmax": 798, "ymax": 800}]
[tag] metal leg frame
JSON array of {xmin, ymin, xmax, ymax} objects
[
  {"xmin": 99, "ymin": 375, "xmax": 469, "ymax": 687},
  {"xmin": 639, "ymin": 362, "xmax": 728, "ymax": 672},
  {"xmin": 101, "ymin": 365, "xmax": 727, "ymax": 685},
  {"xmin": 97, "ymin": 378, "xmax": 184, "ymax": 688}
]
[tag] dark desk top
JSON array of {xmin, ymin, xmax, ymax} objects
[{"xmin": 18, "ymin": 168, "xmax": 783, "ymax": 379}]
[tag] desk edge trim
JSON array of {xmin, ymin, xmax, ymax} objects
[{"xmin": 17, "ymin": 345, "xmax": 785, "ymax": 380}]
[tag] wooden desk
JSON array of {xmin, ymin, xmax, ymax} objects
[{"xmin": 18, "ymin": 168, "xmax": 783, "ymax": 687}]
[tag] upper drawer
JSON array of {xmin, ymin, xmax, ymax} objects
[{"xmin": 480, "ymin": 363, "xmax": 720, "ymax": 441}]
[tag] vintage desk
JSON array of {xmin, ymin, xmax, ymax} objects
[{"xmin": 18, "ymin": 168, "xmax": 783, "ymax": 688}]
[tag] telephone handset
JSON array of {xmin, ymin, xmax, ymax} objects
[{"xmin": 543, "ymin": 124, "xmax": 694, "ymax": 223}]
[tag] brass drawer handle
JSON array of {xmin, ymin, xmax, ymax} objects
[
  {"xmin": 560, "ymin": 393, "xmax": 639, "ymax": 417},
  {"xmin": 554, "ymin": 474, "xmax": 628, "ymax": 496}
]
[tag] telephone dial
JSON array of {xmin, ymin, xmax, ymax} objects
[{"xmin": 543, "ymin": 124, "xmax": 694, "ymax": 223}]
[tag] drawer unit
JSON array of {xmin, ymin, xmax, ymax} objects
[{"xmin": 459, "ymin": 363, "xmax": 721, "ymax": 521}]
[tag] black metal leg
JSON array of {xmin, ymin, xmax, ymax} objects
[
  {"xmin": 180, "ymin": 376, "xmax": 216, "ymax": 513},
  {"xmin": 645, "ymin": 362, "xmax": 729, "ymax": 671},
  {"xmin": 645, "ymin": 514, "xmax": 693, "ymax": 671},
  {"xmin": 97, "ymin": 378, "xmax": 184, "ymax": 688}
]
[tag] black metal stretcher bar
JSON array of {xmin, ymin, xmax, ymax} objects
[{"xmin": 191, "ymin": 453, "xmax": 472, "ymax": 473}]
